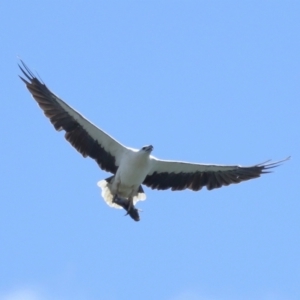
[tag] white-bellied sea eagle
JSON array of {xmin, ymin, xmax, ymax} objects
[{"xmin": 19, "ymin": 61, "xmax": 289, "ymax": 221}]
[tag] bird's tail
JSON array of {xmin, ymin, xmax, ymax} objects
[{"xmin": 97, "ymin": 177, "xmax": 146, "ymax": 210}]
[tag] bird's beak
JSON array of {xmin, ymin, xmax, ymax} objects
[{"xmin": 147, "ymin": 145, "xmax": 154, "ymax": 152}]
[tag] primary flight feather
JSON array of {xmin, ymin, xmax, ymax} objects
[{"xmin": 19, "ymin": 61, "xmax": 288, "ymax": 221}]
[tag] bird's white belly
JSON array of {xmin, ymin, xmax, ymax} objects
[
  {"xmin": 113, "ymin": 152, "xmax": 151, "ymax": 197},
  {"xmin": 117, "ymin": 158, "xmax": 150, "ymax": 185}
]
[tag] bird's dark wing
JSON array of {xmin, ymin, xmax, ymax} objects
[
  {"xmin": 143, "ymin": 157, "xmax": 289, "ymax": 191},
  {"xmin": 19, "ymin": 60, "xmax": 129, "ymax": 174}
]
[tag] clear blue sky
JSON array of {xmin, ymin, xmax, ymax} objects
[{"xmin": 1, "ymin": 1, "xmax": 299, "ymax": 300}]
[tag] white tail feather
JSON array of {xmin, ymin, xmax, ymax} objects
[{"xmin": 97, "ymin": 179, "xmax": 146, "ymax": 210}]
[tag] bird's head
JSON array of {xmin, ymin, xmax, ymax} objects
[{"xmin": 140, "ymin": 145, "xmax": 154, "ymax": 154}]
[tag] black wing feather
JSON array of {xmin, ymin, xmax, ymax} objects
[
  {"xmin": 19, "ymin": 61, "xmax": 118, "ymax": 173},
  {"xmin": 143, "ymin": 159, "xmax": 289, "ymax": 191}
]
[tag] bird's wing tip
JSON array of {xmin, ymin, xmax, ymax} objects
[
  {"xmin": 259, "ymin": 156, "xmax": 291, "ymax": 170},
  {"xmin": 18, "ymin": 59, "xmax": 35, "ymax": 82},
  {"xmin": 18, "ymin": 60, "xmax": 45, "ymax": 85}
]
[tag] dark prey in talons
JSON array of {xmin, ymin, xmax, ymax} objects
[{"xmin": 113, "ymin": 196, "xmax": 140, "ymax": 221}]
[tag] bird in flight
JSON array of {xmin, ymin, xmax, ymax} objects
[{"xmin": 19, "ymin": 61, "xmax": 289, "ymax": 221}]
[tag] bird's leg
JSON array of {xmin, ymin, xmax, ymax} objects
[
  {"xmin": 124, "ymin": 188, "xmax": 137, "ymax": 214},
  {"xmin": 124, "ymin": 192, "xmax": 140, "ymax": 222},
  {"xmin": 112, "ymin": 194, "xmax": 118, "ymax": 203},
  {"xmin": 112, "ymin": 181, "xmax": 121, "ymax": 204},
  {"xmin": 124, "ymin": 195, "xmax": 134, "ymax": 215}
]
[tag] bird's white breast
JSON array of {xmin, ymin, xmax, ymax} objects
[{"xmin": 116, "ymin": 150, "xmax": 152, "ymax": 187}]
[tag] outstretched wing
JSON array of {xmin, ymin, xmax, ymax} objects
[
  {"xmin": 19, "ymin": 60, "xmax": 128, "ymax": 174},
  {"xmin": 143, "ymin": 157, "xmax": 289, "ymax": 191}
]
